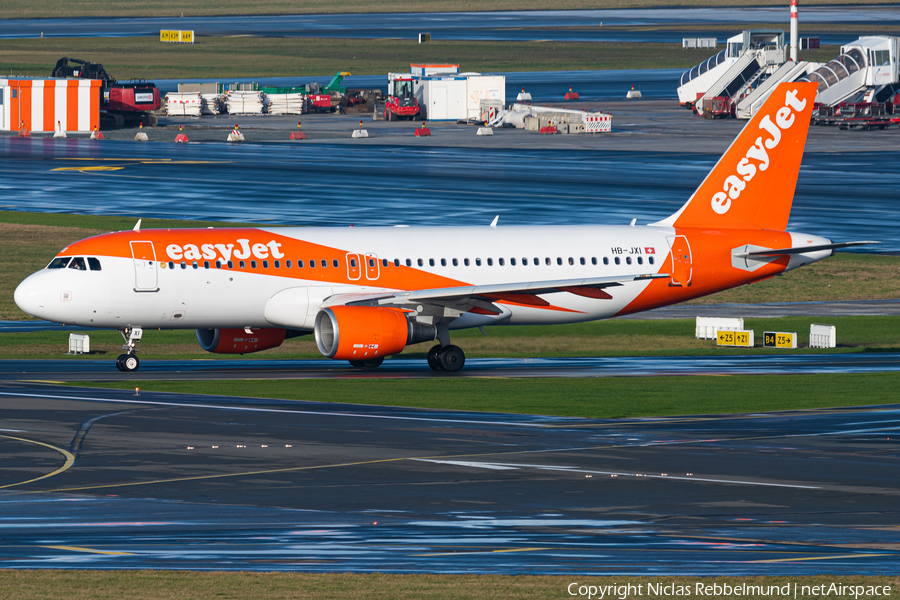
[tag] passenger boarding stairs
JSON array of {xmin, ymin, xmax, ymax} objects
[
  {"xmin": 736, "ymin": 61, "xmax": 816, "ymax": 119},
  {"xmin": 698, "ymin": 52, "xmax": 765, "ymax": 107}
]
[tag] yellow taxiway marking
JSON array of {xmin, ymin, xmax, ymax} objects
[
  {"xmin": 19, "ymin": 380, "xmax": 66, "ymax": 384},
  {"xmin": 749, "ymin": 553, "xmax": 892, "ymax": 563},
  {"xmin": 0, "ymin": 434, "xmax": 75, "ymax": 489},
  {"xmin": 41, "ymin": 545, "xmax": 133, "ymax": 556},
  {"xmin": 51, "ymin": 166, "xmax": 124, "ymax": 172},
  {"xmin": 413, "ymin": 547, "xmax": 551, "ymax": 557},
  {"xmin": 55, "ymin": 158, "xmax": 228, "ymax": 165}
]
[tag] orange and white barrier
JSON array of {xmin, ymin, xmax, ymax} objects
[
  {"xmin": 1, "ymin": 78, "xmax": 100, "ymax": 133},
  {"xmin": 585, "ymin": 114, "xmax": 612, "ymax": 133}
]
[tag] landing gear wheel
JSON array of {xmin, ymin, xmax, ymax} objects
[
  {"xmin": 117, "ymin": 354, "xmax": 139, "ymax": 372},
  {"xmin": 438, "ymin": 345, "xmax": 465, "ymax": 372},
  {"xmin": 427, "ymin": 345, "xmax": 444, "ymax": 371}
]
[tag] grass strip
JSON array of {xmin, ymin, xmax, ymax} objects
[
  {"xmin": 67, "ymin": 372, "xmax": 900, "ymax": 419},
  {"xmin": 0, "ymin": 37, "xmax": 841, "ymax": 79},
  {"xmin": 0, "ymin": 572, "xmax": 898, "ymax": 600},
  {"xmin": 2, "ymin": 0, "xmax": 896, "ymax": 18},
  {"xmin": 3, "ymin": 316, "xmax": 898, "ymax": 359}
]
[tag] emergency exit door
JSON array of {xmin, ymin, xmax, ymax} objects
[
  {"xmin": 666, "ymin": 235, "xmax": 693, "ymax": 287},
  {"xmin": 130, "ymin": 241, "xmax": 159, "ymax": 292}
]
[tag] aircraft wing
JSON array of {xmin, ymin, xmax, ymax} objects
[{"xmin": 324, "ymin": 272, "xmax": 669, "ymax": 312}]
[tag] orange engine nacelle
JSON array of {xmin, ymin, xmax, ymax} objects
[
  {"xmin": 314, "ymin": 306, "xmax": 435, "ymax": 361},
  {"xmin": 196, "ymin": 328, "xmax": 287, "ymax": 354}
]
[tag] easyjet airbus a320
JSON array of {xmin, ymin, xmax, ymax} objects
[{"xmin": 14, "ymin": 83, "xmax": 873, "ymax": 372}]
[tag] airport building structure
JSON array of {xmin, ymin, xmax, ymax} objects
[
  {"xmin": 0, "ymin": 77, "xmax": 101, "ymax": 133},
  {"xmin": 394, "ymin": 64, "xmax": 506, "ymax": 121}
]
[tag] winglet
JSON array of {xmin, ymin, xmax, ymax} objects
[
  {"xmin": 490, "ymin": 215, "xmax": 499, "ymax": 228},
  {"xmin": 133, "ymin": 218, "xmax": 142, "ymax": 232}
]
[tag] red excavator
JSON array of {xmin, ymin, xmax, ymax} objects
[{"xmin": 52, "ymin": 58, "xmax": 162, "ymax": 128}]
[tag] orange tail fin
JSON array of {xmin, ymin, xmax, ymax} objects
[{"xmin": 656, "ymin": 82, "xmax": 817, "ymax": 231}]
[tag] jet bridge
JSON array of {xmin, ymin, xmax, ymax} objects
[{"xmin": 801, "ymin": 36, "xmax": 899, "ymax": 107}]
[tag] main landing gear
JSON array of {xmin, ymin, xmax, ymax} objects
[
  {"xmin": 427, "ymin": 323, "xmax": 465, "ymax": 372},
  {"xmin": 116, "ymin": 326, "xmax": 143, "ymax": 372}
]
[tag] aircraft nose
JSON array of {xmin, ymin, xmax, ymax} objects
[{"xmin": 14, "ymin": 274, "xmax": 46, "ymax": 318}]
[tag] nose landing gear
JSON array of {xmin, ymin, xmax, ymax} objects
[{"xmin": 116, "ymin": 327, "xmax": 143, "ymax": 372}]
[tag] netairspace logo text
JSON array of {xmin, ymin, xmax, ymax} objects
[{"xmin": 567, "ymin": 582, "xmax": 893, "ymax": 599}]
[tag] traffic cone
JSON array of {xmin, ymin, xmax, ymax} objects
[
  {"xmin": 90, "ymin": 125, "xmax": 104, "ymax": 140},
  {"xmin": 175, "ymin": 125, "xmax": 189, "ymax": 143},
  {"xmin": 290, "ymin": 121, "xmax": 307, "ymax": 140},
  {"xmin": 18, "ymin": 121, "xmax": 30, "ymax": 138},
  {"xmin": 414, "ymin": 121, "xmax": 431, "ymax": 137},
  {"xmin": 53, "ymin": 120, "xmax": 67, "ymax": 138},
  {"xmin": 134, "ymin": 122, "xmax": 149, "ymax": 142}
]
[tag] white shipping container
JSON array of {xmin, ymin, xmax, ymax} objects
[
  {"xmin": 416, "ymin": 77, "xmax": 467, "ymax": 121},
  {"xmin": 466, "ymin": 76, "xmax": 505, "ymax": 120}
]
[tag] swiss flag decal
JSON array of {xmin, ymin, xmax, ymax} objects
[{"xmin": 645, "ymin": 247, "xmax": 656, "ymax": 254}]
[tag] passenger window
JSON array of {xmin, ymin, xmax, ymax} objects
[
  {"xmin": 580, "ymin": 257, "xmax": 586, "ymax": 265},
  {"xmin": 262, "ymin": 260, "xmax": 268, "ymax": 269},
  {"xmin": 510, "ymin": 258, "xmax": 516, "ymax": 266},
  {"xmin": 181, "ymin": 261, "xmax": 187, "ymax": 269},
  {"xmin": 298, "ymin": 260, "xmax": 304, "ymax": 268},
  {"xmin": 649, "ymin": 256, "xmax": 655, "ymax": 265},
  {"xmin": 215, "ymin": 260, "xmax": 222, "ymax": 269},
  {"xmin": 382, "ymin": 258, "xmax": 389, "ymax": 268},
  {"xmin": 626, "ymin": 256, "xmax": 632, "ymax": 265},
  {"xmin": 350, "ymin": 258, "xmax": 357, "ymax": 268},
  {"xmin": 68, "ymin": 257, "xmax": 86, "ymax": 270},
  {"xmin": 88, "ymin": 257, "xmax": 102, "ymax": 271},
  {"xmin": 227, "ymin": 261, "xmax": 234, "ymax": 269},
  {"xmin": 487, "ymin": 258, "xmax": 493, "ymax": 266},
  {"xmin": 321, "ymin": 259, "xmax": 327, "ymax": 268},
  {"xmin": 568, "ymin": 257, "xmax": 574, "ymax": 265},
  {"xmin": 310, "ymin": 260, "xmax": 316, "ymax": 268},
  {"xmin": 406, "ymin": 259, "xmax": 412, "ymax": 267},
  {"xmin": 464, "ymin": 258, "xmax": 470, "ymax": 266},
  {"xmin": 441, "ymin": 258, "xmax": 447, "ymax": 267},
  {"xmin": 418, "ymin": 259, "xmax": 424, "ymax": 267},
  {"xmin": 614, "ymin": 257, "xmax": 620, "ymax": 265},
  {"xmin": 429, "ymin": 259, "xmax": 435, "ymax": 267},
  {"xmin": 275, "ymin": 260, "xmax": 281, "ymax": 268},
  {"xmin": 533, "ymin": 257, "xmax": 539, "ymax": 265},
  {"xmin": 204, "ymin": 260, "xmax": 210, "ymax": 269},
  {"xmin": 499, "ymin": 258, "xmax": 505, "ymax": 266},
  {"xmin": 286, "ymin": 260, "xmax": 291, "ymax": 268},
  {"xmin": 557, "ymin": 257, "xmax": 563, "ymax": 266},
  {"xmin": 193, "ymin": 261, "xmax": 199, "ymax": 269},
  {"xmin": 591, "ymin": 257, "xmax": 597, "ymax": 265},
  {"xmin": 251, "ymin": 260, "xmax": 257, "ymax": 269},
  {"xmin": 239, "ymin": 260, "xmax": 245, "ymax": 269},
  {"xmin": 545, "ymin": 257, "xmax": 551, "ymax": 265},
  {"xmin": 169, "ymin": 261, "xmax": 175, "ymax": 269},
  {"xmin": 603, "ymin": 257, "xmax": 609, "ymax": 265},
  {"xmin": 394, "ymin": 259, "xmax": 400, "ymax": 267},
  {"xmin": 452, "ymin": 258, "xmax": 458, "ymax": 266},
  {"xmin": 368, "ymin": 258, "xmax": 374, "ymax": 268},
  {"xmin": 476, "ymin": 258, "xmax": 482, "ymax": 266},
  {"xmin": 637, "ymin": 257, "xmax": 643, "ymax": 265},
  {"xmin": 47, "ymin": 257, "xmax": 71, "ymax": 269}
]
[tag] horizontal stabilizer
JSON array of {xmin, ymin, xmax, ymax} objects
[{"xmin": 735, "ymin": 241, "xmax": 880, "ymax": 258}]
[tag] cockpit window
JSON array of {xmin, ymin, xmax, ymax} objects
[
  {"xmin": 47, "ymin": 257, "xmax": 71, "ymax": 269},
  {"xmin": 88, "ymin": 257, "xmax": 102, "ymax": 271},
  {"xmin": 68, "ymin": 257, "xmax": 87, "ymax": 270}
]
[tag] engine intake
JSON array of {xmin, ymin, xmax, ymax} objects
[
  {"xmin": 314, "ymin": 306, "xmax": 436, "ymax": 360},
  {"xmin": 196, "ymin": 328, "xmax": 287, "ymax": 354}
]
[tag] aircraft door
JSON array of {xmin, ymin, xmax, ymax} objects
[
  {"xmin": 666, "ymin": 235, "xmax": 693, "ymax": 287},
  {"xmin": 346, "ymin": 253, "xmax": 361, "ymax": 280},
  {"xmin": 130, "ymin": 241, "xmax": 159, "ymax": 292},
  {"xmin": 364, "ymin": 254, "xmax": 380, "ymax": 280}
]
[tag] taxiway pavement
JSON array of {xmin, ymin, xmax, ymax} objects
[{"xmin": 0, "ymin": 383, "xmax": 897, "ymax": 573}]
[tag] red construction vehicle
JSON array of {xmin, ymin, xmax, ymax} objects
[
  {"xmin": 383, "ymin": 74, "xmax": 421, "ymax": 121},
  {"xmin": 52, "ymin": 58, "xmax": 161, "ymax": 128},
  {"xmin": 699, "ymin": 96, "xmax": 732, "ymax": 119}
]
